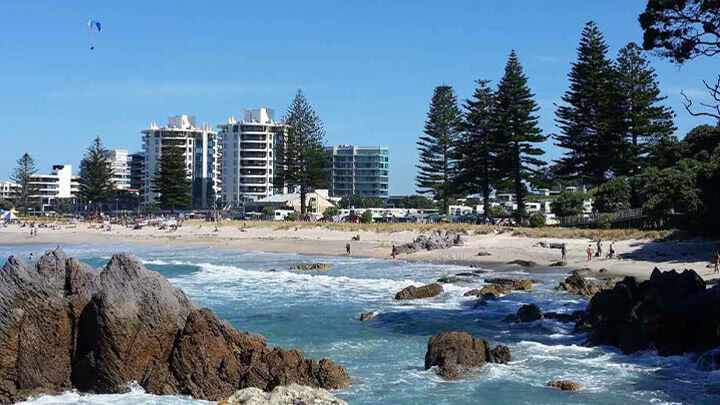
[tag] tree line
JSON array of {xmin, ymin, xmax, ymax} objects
[{"xmin": 416, "ymin": 7, "xmax": 720, "ymax": 231}]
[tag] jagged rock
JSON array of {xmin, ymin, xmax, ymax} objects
[
  {"xmin": 486, "ymin": 278, "xmax": 533, "ymax": 292},
  {"xmin": 395, "ymin": 231, "xmax": 464, "ymax": 254},
  {"xmin": 424, "ymin": 331, "xmax": 510, "ymax": 380},
  {"xmin": 359, "ymin": 312, "xmax": 377, "ymax": 321},
  {"xmin": 0, "ymin": 249, "xmax": 350, "ymax": 404},
  {"xmin": 555, "ymin": 270, "xmax": 617, "ymax": 298},
  {"xmin": 549, "ymin": 261, "xmax": 567, "ymax": 267},
  {"xmin": 219, "ymin": 384, "xmax": 348, "ymax": 405},
  {"xmin": 290, "ymin": 263, "xmax": 333, "ymax": 270},
  {"xmin": 394, "ymin": 283, "xmax": 444, "ymax": 300},
  {"xmin": 576, "ymin": 268, "xmax": 720, "ymax": 356},
  {"xmin": 544, "ymin": 311, "xmax": 585, "ymax": 323},
  {"xmin": 507, "ymin": 260, "xmax": 536, "ymax": 267},
  {"xmin": 547, "ymin": 380, "xmax": 581, "ymax": 391},
  {"xmin": 464, "ymin": 285, "xmax": 511, "ymax": 298},
  {"xmin": 505, "ymin": 304, "xmax": 543, "ymax": 323}
]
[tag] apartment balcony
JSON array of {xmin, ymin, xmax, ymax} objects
[
  {"xmin": 240, "ymin": 178, "xmax": 266, "ymax": 185},
  {"xmin": 239, "ymin": 161, "xmax": 268, "ymax": 168},
  {"xmin": 240, "ymin": 169, "xmax": 267, "ymax": 176},
  {"xmin": 241, "ymin": 134, "xmax": 267, "ymax": 141},
  {"xmin": 239, "ymin": 186, "xmax": 268, "ymax": 193},
  {"xmin": 240, "ymin": 142, "xmax": 267, "ymax": 150},
  {"xmin": 240, "ymin": 152, "xmax": 267, "ymax": 159}
]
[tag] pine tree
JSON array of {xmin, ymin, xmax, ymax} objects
[
  {"xmin": 615, "ymin": 42, "xmax": 676, "ymax": 174},
  {"xmin": 454, "ymin": 79, "xmax": 498, "ymax": 218},
  {"xmin": 274, "ymin": 89, "xmax": 329, "ymax": 214},
  {"xmin": 555, "ymin": 21, "xmax": 622, "ymax": 187},
  {"xmin": 152, "ymin": 143, "xmax": 192, "ymax": 213},
  {"xmin": 493, "ymin": 51, "xmax": 547, "ymax": 222},
  {"xmin": 78, "ymin": 137, "xmax": 115, "ymax": 212},
  {"xmin": 416, "ymin": 85, "xmax": 462, "ymax": 213},
  {"xmin": 10, "ymin": 153, "xmax": 39, "ymax": 215}
]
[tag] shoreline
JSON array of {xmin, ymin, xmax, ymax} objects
[{"xmin": 1, "ymin": 222, "xmax": 717, "ymax": 281}]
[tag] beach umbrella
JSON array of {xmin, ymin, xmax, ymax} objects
[{"xmin": 0, "ymin": 210, "xmax": 17, "ymax": 221}]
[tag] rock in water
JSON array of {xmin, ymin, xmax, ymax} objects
[
  {"xmin": 291, "ymin": 263, "xmax": 333, "ymax": 270},
  {"xmin": 556, "ymin": 270, "xmax": 617, "ymax": 298},
  {"xmin": 506, "ymin": 260, "xmax": 536, "ymax": 267},
  {"xmin": 0, "ymin": 249, "xmax": 350, "ymax": 404},
  {"xmin": 511, "ymin": 304, "xmax": 543, "ymax": 322},
  {"xmin": 219, "ymin": 384, "xmax": 348, "ymax": 405},
  {"xmin": 359, "ymin": 312, "xmax": 377, "ymax": 321},
  {"xmin": 394, "ymin": 283, "xmax": 444, "ymax": 300},
  {"xmin": 577, "ymin": 268, "xmax": 719, "ymax": 356},
  {"xmin": 424, "ymin": 331, "xmax": 510, "ymax": 380},
  {"xmin": 547, "ymin": 380, "xmax": 581, "ymax": 391}
]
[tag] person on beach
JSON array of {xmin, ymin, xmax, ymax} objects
[
  {"xmin": 561, "ymin": 243, "xmax": 567, "ymax": 262},
  {"xmin": 608, "ymin": 241, "xmax": 615, "ymax": 259},
  {"xmin": 346, "ymin": 243, "xmax": 351, "ymax": 255},
  {"xmin": 29, "ymin": 253, "xmax": 34, "ymax": 261},
  {"xmin": 587, "ymin": 245, "xmax": 593, "ymax": 262},
  {"xmin": 596, "ymin": 239, "xmax": 602, "ymax": 257},
  {"xmin": 715, "ymin": 251, "xmax": 719, "ymax": 274},
  {"xmin": 392, "ymin": 245, "xmax": 397, "ymax": 259}
]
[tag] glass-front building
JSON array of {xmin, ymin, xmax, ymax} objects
[{"xmin": 326, "ymin": 145, "xmax": 389, "ymax": 198}]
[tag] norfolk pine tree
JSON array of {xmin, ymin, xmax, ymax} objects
[
  {"xmin": 152, "ymin": 142, "xmax": 192, "ymax": 213},
  {"xmin": 493, "ymin": 51, "xmax": 547, "ymax": 223},
  {"xmin": 274, "ymin": 90, "xmax": 329, "ymax": 215},
  {"xmin": 78, "ymin": 136, "xmax": 115, "ymax": 212},
  {"xmin": 416, "ymin": 85, "xmax": 462, "ymax": 214},
  {"xmin": 11, "ymin": 153, "xmax": 39, "ymax": 215}
]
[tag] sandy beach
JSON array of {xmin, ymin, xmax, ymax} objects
[{"xmin": 2, "ymin": 221, "xmax": 717, "ymax": 281}]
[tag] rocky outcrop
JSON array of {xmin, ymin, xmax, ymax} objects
[
  {"xmin": 547, "ymin": 380, "xmax": 581, "ymax": 391},
  {"xmin": 556, "ymin": 270, "xmax": 618, "ymax": 298},
  {"xmin": 219, "ymin": 384, "xmax": 347, "ymax": 405},
  {"xmin": 394, "ymin": 283, "xmax": 444, "ymax": 300},
  {"xmin": 485, "ymin": 278, "xmax": 534, "ymax": 291},
  {"xmin": 395, "ymin": 231, "xmax": 464, "ymax": 254},
  {"xmin": 507, "ymin": 304, "xmax": 543, "ymax": 323},
  {"xmin": 464, "ymin": 285, "xmax": 510, "ymax": 298},
  {"xmin": 436, "ymin": 276, "xmax": 473, "ymax": 284},
  {"xmin": 549, "ymin": 261, "xmax": 567, "ymax": 267},
  {"xmin": 290, "ymin": 263, "xmax": 333, "ymax": 270},
  {"xmin": 576, "ymin": 268, "xmax": 720, "ymax": 356},
  {"xmin": 424, "ymin": 332, "xmax": 509, "ymax": 380},
  {"xmin": 0, "ymin": 249, "xmax": 349, "ymax": 404}
]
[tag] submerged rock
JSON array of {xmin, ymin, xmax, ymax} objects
[
  {"xmin": 0, "ymin": 249, "xmax": 350, "ymax": 404},
  {"xmin": 547, "ymin": 380, "xmax": 581, "ymax": 391},
  {"xmin": 359, "ymin": 312, "xmax": 377, "ymax": 321},
  {"xmin": 436, "ymin": 276, "xmax": 473, "ymax": 284},
  {"xmin": 219, "ymin": 384, "xmax": 348, "ymax": 405},
  {"xmin": 291, "ymin": 263, "xmax": 333, "ymax": 270},
  {"xmin": 394, "ymin": 283, "xmax": 444, "ymax": 300},
  {"xmin": 576, "ymin": 268, "xmax": 720, "ymax": 356},
  {"xmin": 424, "ymin": 331, "xmax": 510, "ymax": 380}
]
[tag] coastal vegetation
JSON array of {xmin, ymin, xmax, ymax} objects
[
  {"xmin": 77, "ymin": 137, "xmax": 115, "ymax": 212},
  {"xmin": 10, "ymin": 153, "xmax": 39, "ymax": 215}
]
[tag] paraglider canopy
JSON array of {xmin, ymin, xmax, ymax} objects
[{"xmin": 87, "ymin": 19, "xmax": 101, "ymax": 32}]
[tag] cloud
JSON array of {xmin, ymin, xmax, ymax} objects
[{"xmin": 666, "ymin": 87, "xmax": 713, "ymax": 99}]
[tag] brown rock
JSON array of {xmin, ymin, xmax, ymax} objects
[
  {"xmin": 394, "ymin": 283, "xmax": 444, "ymax": 300},
  {"xmin": 485, "ymin": 278, "xmax": 533, "ymax": 292},
  {"xmin": 547, "ymin": 380, "xmax": 581, "ymax": 391},
  {"xmin": 424, "ymin": 331, "xmax": 509, "ymax": 380},
  {"xmin": 291, "ymin": 263, "xmax": 333, "ymax": 270},
  {"xmin": 555, "ymin": 270, "xmax": 617, "ymax": 298},
  {"xmin": 359, "ymin": 312, "xmax": 377, "ymax": 321}
]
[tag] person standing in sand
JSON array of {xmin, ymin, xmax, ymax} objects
[
  {"xmin": 346, "ymin": 243, "xmax": 351, "ymax": 255},
  {"xmin": 587, "ymin": 245, "xmax": 593, "ymax": 262},
  {"xmin": 596, "ymin": 239, "xmax": 602, "ymax": 257},
  {"xmin": 561, "ymin": 243, "xmax": 567, "ymax": 262},
  {"xmin": 392, "ymin": 245, "xmax": 397, "ymax": 259}
]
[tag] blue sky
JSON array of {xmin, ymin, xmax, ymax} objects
[{"xmin": 0, "ymin": 1, "xmax": 716, "ymax": 195}]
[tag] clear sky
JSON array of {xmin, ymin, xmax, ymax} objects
[{"xmin": 0, "ymin": 1, "xmax": 716, "ymax": 195}]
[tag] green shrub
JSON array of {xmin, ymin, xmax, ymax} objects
[
  {"xmin": 286, "ymin": 212, "xmax": 299, "ymax": 221},
  {"xmin": 529, "ymin": 212, "xmax": 546, "ymax": 228},
  {"xmin": 323, "ymin": 206, "xmax": 339, "ymax": 218},
  {"xmin": 360, "ymin": 210, "xmax": 373, "ymax": 224}
]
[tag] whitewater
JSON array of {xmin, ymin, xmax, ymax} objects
[{"xmin": 3, "ymin": 243, "xmax": 719, "ymax": 405}]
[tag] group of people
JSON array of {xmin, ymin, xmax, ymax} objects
[{"xmin": 586, "ymin": 239, "xmax": 616, "ymax": 262}]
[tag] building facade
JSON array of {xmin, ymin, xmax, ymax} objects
[
  {"xmin": 29, "ymin": 164, "xmax": 79, "ymax": 214},
  {"xmin": 218, "ymin": 108, "xmax": 286, "ymax": 206},
  {"xmin": 104, "ymin": 149, "xmax": 131, "ymax": 190},
  {"xmin": 129, "ymin": 152, "xmax": 145, "ymax": 192},
  {"xmin": 141, "ymin": 115, "xmax": 221, "ymax": 209},
  {"xmin": 0, "ymin": 181, "xmax": 20, "ymax": 202},
  {"xmin": 326, "ymin": 145, "xmax": 389, "ymax": 198}
]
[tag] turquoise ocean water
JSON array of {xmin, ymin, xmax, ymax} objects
[{"xmin": 3, "ymin": 243, "xmax": 719, "ymax": 405}]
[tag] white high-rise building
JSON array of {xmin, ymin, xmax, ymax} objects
[
  {"xmin": 0, "ymin": 181, "xmax": 21, "ymax": 202},
  {"xmin": 29, "ymin": 164, "xmax": 79, "ymax": 214},
  {"xmin": 105, "ymin": 149, "xmax": 131, "ymax": 190},
  {"xmin": 141, "ymin": 115, "xmax": 221, "ymax": 209},
  {"xmin": 218, "ymin": 108, "xmax": 286, "ymax": 206}
]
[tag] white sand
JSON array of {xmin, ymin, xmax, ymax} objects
[{"xmin": 1, "ymin": 222, "xmax": 717, "ymax": 281}]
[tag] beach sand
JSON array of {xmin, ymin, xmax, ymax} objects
[{"xmin": 2, "ymin": 221, "xmax": 718, "ymax": 281}]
